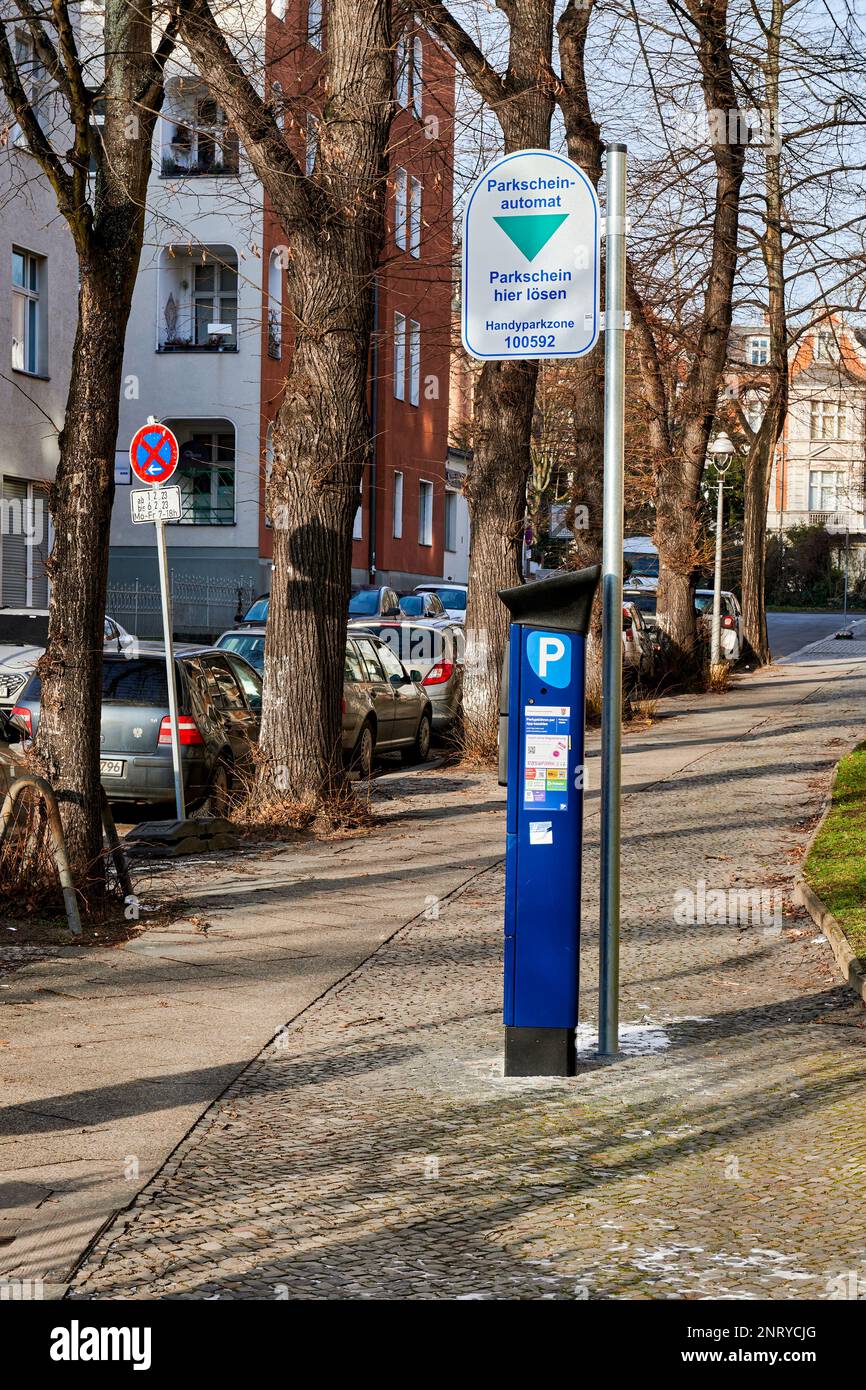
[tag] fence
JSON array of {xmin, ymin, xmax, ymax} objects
[{"xmin": 107, "ymin": 574, "xmax": 257, "ymax": 642}]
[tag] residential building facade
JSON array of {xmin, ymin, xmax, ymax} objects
[
  {"xmin": 0, "ymin": 33, "xmax": 78, "ymax": 614},
  {"xmin": 259, "ymin": 4, "xmax": 456, "ymax": 592}
]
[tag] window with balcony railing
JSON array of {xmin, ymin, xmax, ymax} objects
[
  {"xmin": 161, "ymin": 96, "xmax": 239, "ymax": 177},
  {"xmin": 175, "ymin": 431, "xmax": 236, "ymax": 525},
  {"xmin": 159, "ymin": 247, "xmax": 239, "ymax": 352}
]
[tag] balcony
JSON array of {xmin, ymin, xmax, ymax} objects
[
  {"xmin": 160, "ymin": 81, "xmax": 239, "ymax": 180},
  {"xmin": 156, "ymin": 244, "xmax": 239, "ymax": 353}
]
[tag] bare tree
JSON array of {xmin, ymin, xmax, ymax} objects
[
  {"xmin": 0, "ymin": 1, "xmax": 176, "ymax": 902},
  {"xmin": 419, "ymin": 0, "xmax": 557, "ymax": 754},
  {"xmin": 173, "ymin": 0, "xmax": 394, "ymax": 813}
]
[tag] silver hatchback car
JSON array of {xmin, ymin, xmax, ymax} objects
[
  {"xmin": 348, "ymin": 618, "xmax": 464, "ymax": 732},
  {"xmin": 215, "ymin": 626, "xmax": 433, "ymax": 777}
]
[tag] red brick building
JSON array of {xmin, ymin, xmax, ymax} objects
[{"xmin": 259, "ymin": 4, "xmax": 456, "ymax": 588}]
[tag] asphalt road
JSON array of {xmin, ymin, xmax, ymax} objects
[{"xmin": 766, "ymin": 608, "xmax": 863, "ymax": 658}]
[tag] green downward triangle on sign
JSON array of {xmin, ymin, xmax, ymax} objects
[{"xmin": 493, "ymin": 213, "xmax": 569, "ymax": 262}]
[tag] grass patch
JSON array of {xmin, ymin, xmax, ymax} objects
[{"xmin": 804, "ymin": 741, "xmax": 866, "ymax": 960}]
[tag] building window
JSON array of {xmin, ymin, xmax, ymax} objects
[
  {"xmin": 408, "ymin": 319, "xmax": 420, "ymax": 406},
  {"xmin": 814, "ymin": 329, "xmax": 838, "ymax": 362},
  {"xmin": 267, "ymin": 251, "xmax": 282, "ymax": 359},
  {"xmin": 305, "ymin": 113, "xmax": 318, "ymax": 175},
  {"xmin": 419, "ymin": 480, "xmax": 433, "ymax": 546},
  {"xmin": 412, "ymin": 36, "xmax": 423, "ymax": 117},
  {"xmin": 811, "ymin": 399, "xmax": 848, "ymax": 440},
  {"xmin": 163, "ymin": 95, "xmax": 239, "ymax": 176},
  {"xmin": 353, "ymin": 480, "xmax": 363, "ymax": 540},
  {"xmin": 264, "ymin": 422, "xmax": 274, "ymax": 527},
  {"xmin": 809, "ymin": 470, "xmax": 838, "ymax": 513},
  {"xmin": 396, "ymin": 34, "xmax": 410, "ymax": 107},
  {"xmin": 0, "ymin": 476, "xmax": 48, "ymax": 607},
  {"xmin": 444, "ymin": 489, "xmax": 457, "ymax": 552},
  {"xmin": 193, "ymin": 258, "xmax": 238, "ymax": 348},
  {"xmin": 271, "ymin": 0, "xmax": 286, "ymax": 19},
  {"xmin": 393, "ymin": 312, "xmax": 406, "ymax": 401},
  {"xmin": 409, "ymin": 177, "xmax": 422, "ymax": 257},
  {"xmin": 12, "ymin": 32, "xmax": 46, "ymax": 143},
  {"xmin": 392, "ymin": 470, "xmax": 403, "ymax": 539},
  {"xmin": 176, "ymin": 429, "xmax": 236, "ymax": 525},
  {"xmin": 12, "ymin": 248, "xmax": 42, "ymax": 375},
  {"xmin": 395, "ymin": 167, "xmax": 407, "ymax": 249},
  {"xmin": 308, "ymin": 0, "xmax": 323, "ymax": 48},
  {"xmin": 747, "ymin": 335, "xmax": 769, "ymax": 366}
]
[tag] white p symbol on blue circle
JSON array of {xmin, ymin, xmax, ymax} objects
[{"xmin": 527, "ymin": 630, "xmax": 572, "ymax": 688}]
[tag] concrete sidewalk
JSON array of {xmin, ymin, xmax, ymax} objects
[
  {"xmin": 64, "ymin": 646, "xmax": 866, "ymax": 1300},
  {"xmin": 0, "ymin": 766, "xmax": 504, "ymax": 1291}
]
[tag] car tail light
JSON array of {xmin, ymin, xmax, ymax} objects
[
  {"xmin": 722, "ymin": 615, "xmax": 735, "ymax": 629},
  {"xmin": 159, "ymin": 715, "xmax": 204, "ymax": 746},
  {"xmin": 10, "ymin": 705, "xmax": 31, "ymax": 736},
  {"xmin": 423, "ymin": 660, "xmax": 454, "ymax": 686},
  {"xmin": 341, "ymin": 696, "xmax": 346, "ymax": 716}
]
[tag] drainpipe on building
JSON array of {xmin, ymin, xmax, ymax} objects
[{"xmin": 368, "ymin": 277, "xmax": 379, "ymax": 583}]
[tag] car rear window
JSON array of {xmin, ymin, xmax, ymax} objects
[
  {"xmin": 624, "ymin": 593, "xmax": 657, "ymax": 616},
  {"xmin": 217, "ymin": 633, "xmax": 265, "ymax": 672},
  {"xmin": 349, "ymin": 589, "xmax": 381, "ymax": 616},
  {"xmin": 21, "ymin": 658, "xmax": 171, "ymax": 704},
  {"xmin": 354, "ymin": 624, "xmax": 458, "ymax": 665},
  {"xmin": 243, "ymin": 597, "xmax": 269, "ymax": 623},
  {"xmin": 421, "ymin": 587, "xmax": 466, "ymax": 611}
]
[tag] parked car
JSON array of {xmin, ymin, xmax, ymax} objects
[
  {"xmin": 623, "ymin": 588, "xmax": 671, "ymax": 663},
  {"xmin": 10, "ymin": 646, "xmax": 262, "ymax": 811},
  {"xmin": 413, "ymin": 582, "xmax": 467, "ymax": 623},
  {"xmin": 695, "ymin": 589, "xmax": 744, "ymax": 661},
  {"xmin": 240, "ymin": 586, "xmax": 402, "ymax": 625},
  {"xmin": 0, "ymin": 610, "xmax": 135, "ymax": 738},
  {"xmin": 348, "ymin": 618, "xmax": 464, "ymax": 731},
  {"xmin": 623, "ymin": 536, "xmax": 659, "ymax": 589},
  {"xmin": 622, "ymin": 601, "xmax": 655, "ymax": 681},
  {"xmin": 398, "ymin": 591, "xmax": 447, "ymax": 619},
  {"xmin": 214, "ymin": 626, "xmax": 433, "ymax": 775}
]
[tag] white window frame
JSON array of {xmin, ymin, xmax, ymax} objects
[
  {"xmin": 809, "ymin": 469, "xmax": 838, "ymax": 512},
  {"xmin": 747, "ymin": 335, "xmax": 769, "ymax": 366},
  {"xmin": 353, "ymin": 479, "xmax": 363, "ymax": 540},
  {"xmin": 192, "ymin": 258, "xmax": 238, "ymax": 347},
  {"xmin": 393, "ymin": 312, "xmax": 406, "ymax": 401},
  {"xmin": 412, "ymin": 35, "xmax": 423, "ymax": 117},
  {"xmin": 408, "ymin": 319, "xmax": 420, "ymax": 406},
  {"xmin": 419, "ymin": 479, "xmax": 433, "ymax": 547},
  {"xmin": 308, "ymin": 0, "xmax": 323, "ymax": 48},
  {"xmin": 305, "ymin": 113, "xmax": 318, "ymax": 175},
  {"xmin": 409, "ymin": 177, "xmax": 422, "ymax": 258},
  {"xmin": 814, "ymin": 330, "xmax": 838, "ymax": 362},
  {"xmin": 394, "ymin": 167, "xmax": 407, "ymax": 250},
  {"xmin": 392, "ymin": 470, "xmax": 404, "ymax": 539},
  {"xmin": 396, "ymin": 34, "xmax": 410, "ymax": 108},
  {"xmin": 12, "ymin": 31, "xmax": 46, "ymax": 144},
  {"xmin": 12, "ymin": 248, "xmax": 42, "ymax": 376},
  {"xmin": 811, "ymin": 399, "xmax": 848, "ymax": 441},
  {"xmin": 444, "ymin": 488, "xmax": 457, "ymax": 552}
]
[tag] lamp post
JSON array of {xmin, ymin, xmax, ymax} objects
[{"xmin": 709, "ymin": 431, "xmax": 736, "ymax": 667}]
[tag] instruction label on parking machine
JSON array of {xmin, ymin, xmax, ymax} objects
[{"xmin": 523, "ymin": 705, "xmax": 570, "ymax": 812}]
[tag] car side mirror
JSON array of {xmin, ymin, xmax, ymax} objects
[
  {"xmin": 409, "ymin": 669, "xmax": 422, "ymax": 684},
  {"xmin": 389, "ymin": 672, "xmax": 404, "ymax": 688}
]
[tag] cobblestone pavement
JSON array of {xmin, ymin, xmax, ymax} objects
[{"xmin": 70, "ymin": 655, "xmax": 866, "ymax": 1300}]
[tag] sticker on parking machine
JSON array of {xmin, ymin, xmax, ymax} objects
[{"xmin": 524, "ymin": 705, "xmax": 570, "ymax": 812}]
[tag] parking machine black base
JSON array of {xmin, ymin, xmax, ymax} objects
[{"xmin": 504, "ymin": 1026, "xmax": 576, "ymax": 1077}]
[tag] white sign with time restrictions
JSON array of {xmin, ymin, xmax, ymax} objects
[
  {"xmin": 462, "ymin": 149, "xmax": 600, "ymax": 361},
  {"xmin": 130, "ymin": 485, "xmax": 182, "ymax": 524}
]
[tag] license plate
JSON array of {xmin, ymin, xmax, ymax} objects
[{"xmin": 100, "ymin": 760, "xmax": 124, "ymax": 777}]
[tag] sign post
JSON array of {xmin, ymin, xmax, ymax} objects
[
  {"xmin": 129, "ymin": 420, "xmax": 185, "ymax": 821},
  {"xmin": 598, "ymin": 144, "xmax": 628, "ymax": 1057},
  {"xmin": 463, "ymin": 144, "xmax": 627, "ymax": 1069}
]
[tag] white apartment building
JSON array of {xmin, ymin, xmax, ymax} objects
[
  {"xmin": 106, "ymin": 24, "xmax": 266, "ymax": 638},
  {"xmin": 0, "ymin": 29, "xmax": 78, "ymax": 615}
]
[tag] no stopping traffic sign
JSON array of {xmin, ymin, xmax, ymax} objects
[{"xmin": 130, "ymin": 423, "xmax": 180, "ymax": 485}]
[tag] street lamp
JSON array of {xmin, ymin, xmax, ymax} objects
[{"xmin": 708, "ymin": 431, "xmax": 736, "ymax": 667}]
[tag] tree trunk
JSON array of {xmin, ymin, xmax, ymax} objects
[
  {"xmin": 741, "ymin": 0, "xmax": 787, "ymax": 665},
  {"xmin": 34, "ymin": 267, "xmax": 134, "ymax": 894},
  {"xmin": 177, "ymin": 0, "xmax": 393, "ymax": 806}
]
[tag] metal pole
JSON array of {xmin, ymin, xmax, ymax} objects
[
  {"xmin": 711, "ymin": 471, "xmax": 725, "ymax": 666},
  {"xmin": 598, "ymin": 142, "xmax": 627, "ymax": 1057},
  {"xmin": 844, "ymin": 526, "xmax": 849, "ymax": 621},
  {"xmin": 154, "ymin": 514, "xmax": 185, "ymax": 820}
]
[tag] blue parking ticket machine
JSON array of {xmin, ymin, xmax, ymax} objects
[{"xmin": 498, "ymin": 566, "xmax": 600, "ymax": 1076}]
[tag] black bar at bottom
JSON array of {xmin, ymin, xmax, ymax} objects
[{"xmin": 504, "ymin": 1026, "xmax": 575, "ymax": 1077}]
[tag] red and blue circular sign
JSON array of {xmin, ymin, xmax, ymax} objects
[{"xmin": 129, "ymin": 423, "xmax": 179, "ymax": 485}]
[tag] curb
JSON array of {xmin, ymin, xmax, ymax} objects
[{"xmin": 794, "ymin": 794, "xmax": 866, "ymax": 1006}]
